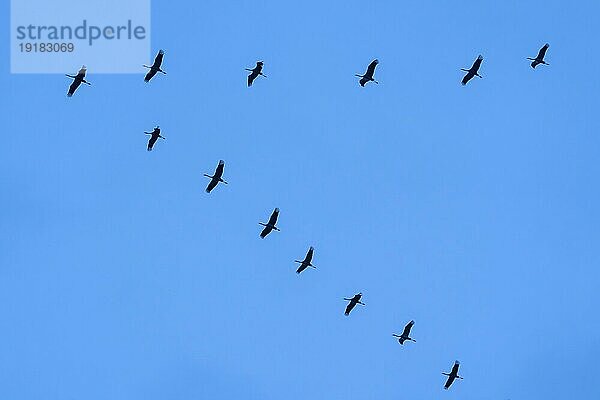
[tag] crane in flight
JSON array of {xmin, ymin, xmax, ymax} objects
[
  {"xmin": 392, "ymin": 320, "xmax": 416, "ymax": 345},
  {"xmin": 343, "ymin": 293, "xmax": 365, "ymax": 316},
  {"xmin": 259, "ymin": 208, "xmax": 279, "ymax": 238},
  {"xmin": 66, "ymin": 66, "xmax": 91, "ymax": 97},
  {"xmin": 461, "ymin": 55, "xmax": 483, "ymax": 85},
  {"xmin": 246, "ymin": 61, "xmax": 266, "ymax": 86},
  {"xmin": 144, "ymin": 50, "xmax": 167, "ymax": 82},
  {"xmin": 442, "ymin": 361, "xmax": 463, "ymax": 390},
  {"xmin": 527, "ymin": 43, "xmax": 550, "ymax": 68},
  {"xmin": 294, "ymin": 246, "xmax": 316, "ymax": 274},
  {"xmin": 144, "ymin": 126, "xmax": 165, "ymax": 151},
  {"xmin": 356, "ymin": 59, "xmax": 379, "ymax": 86},
  {"xmin": 203, "ymin": 160, "xmax": 227, "ymax": 193}
]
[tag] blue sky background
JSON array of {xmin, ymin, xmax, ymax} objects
[{"xmin": 1, "ymin": 1, "xmax": 599, "ymax": 399}]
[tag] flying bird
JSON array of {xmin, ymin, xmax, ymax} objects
[
  {"xmin": 259, "ymin": 208, "xmax": 280, "ymax": 238},
  {"xmin": 144, "ymin": 126, "xmax": 165, "ymax": 151},
  {"xmin": 246, "ymin": 61, "xmax": 266, "ymax": 86},
  {"xmin": 143, "ymin": 50, "xmax": 167, "ymax": 82},
  {"xmin": 442, "ymin": 361, "xmax": 463, "ymax": 390},
  {"xmin": 294, "ymin": 246, "xmax": 316, "ymax": 274},
  {"xmin": 356, "ymin": 59, "xmax": 379, "ymax": 86},
  {"xmin": 527, "ymin": 43, "xmax": 549, "ymax": 68},
  {"xmin": 392, "ymin": 320, "xmax": 416, "ymax": 345},
  {"xmin": 66, "ymin": 66, "xmax": 91, "ymax": 97},
  {"xmin": 461, "ymin": 55, "xmax": 483, "ymax": 85},
  {"xmin": 343, "ymin": 293, "xmax": 365, "ymax": 316},
  {"xmin": 204, "ymin": 160, "xmax": 227, "ymax": 193}
]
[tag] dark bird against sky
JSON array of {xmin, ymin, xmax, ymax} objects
[
  {"xmin": 144, "ymin": 126, "xmax": 165, "ymax": 151},
  {"xmin": 392, "ymin": 320, "xmax": 416, "ymax": 345},
  {"xmin": 442, "ymin": 360, "xmax": 463, "ymax": 390},
  {"xmin": 343, "ymin": 292, "xmax": 365, "ymax": 315},
  {"xmin": 461, "ymin": 55, "xmax": 483, "ymax": 85},
  {"xmin": 143, "ymin": 50, "xmax": 167, "ymax": 82},
  {"xmin": 356, "ymin": 59, "xmax": 379, "ymax": 86},
  {"xmin": 294, "ymin": 246, "xmax": 316, "ymax": 274},
  {"xmin": 259, "ymin": 208, "xmax": 280, "ymax": 238},
  {"xmin": 527, "ymin": 43, "xmax": 549, "ymax": 68},
  {"xmin": 204, "ymin": 160, "xmax": 227, "ymax": 193},
  {"xmin": 66, "ymin": 66, "xmax": 91, "ymax": 97},
  {"xmin": 246, "ymin": 61, "xmax": 266, "ymax": 87}
]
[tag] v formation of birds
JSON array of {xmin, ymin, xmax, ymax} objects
[{"xmin": 63, "ymin": 42, "xmax": 551, "ymax": 391}]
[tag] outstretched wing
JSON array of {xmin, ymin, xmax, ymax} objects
[
  {"xmin": 205, "ymin": 178, "xmax": 219, "ymax": 193},
  {"xmin": 248, "ymin": 71, "xmax": 259, "ymax": 86},
  {"xmin": 260, "ymin": 225, "xmax": 272, "ymax": 238},
  {"xmin": 402, "ymin": 320, "xmax": 414, "ymax": 336},
  {"xmin": 366, "ymin": 59, "xmax": 379, "ymax": 77},
  {"xmin": 461, "ymin": 71, "xmax": 474, "ymax": 85},
  {"xmin": 471, "ymin": 55, "xmax": 483, "ymax": 71},
  {"xmin": 147, "ymin": 135, "xmax": 158, "ymax": 151},
  {"xmin": 537, "ymin": 43, "xmax": 549, "ymax": 60},
  {"xmin": 344, "ymin": 301, "xmax": 356, "ymax": 316},
  {"xmin": 214, "ymin": 160, "xmax": 225, "ymax": 179},
  {"xmin": 67, "ymin": 79, "xmax": 81, "ymax": 97},
  {"xmin": 452, "ymin": 361, "xmax": 460, "ymax": 375},
  {"xmin": 153, "ymin": 50, "xmax": 164, "ymax": 68},
  {"xmin": 444, "ymin": 374, "xmax": 455, "ymax": 390},
  {"xmin": 471, "ymin": 54, "xmax": 483, "ymax": 73},
  {"xmin": 268, "ymin": 208, "xmax": 279, "ymax": 225},
  {"xmin": 305, "ymin": 246, "xmax": 314, "ymax": 263},
  {"xmin": 296, "ymin": 263, "xmax": 307, "ymax": 274},
  {"xmin": 144, "ymin": 69, "xmax": 158, "ymax": 82}
]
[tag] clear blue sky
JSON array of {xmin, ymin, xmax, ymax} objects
[{"xmin": 1, "ymin": 1, "xmax": 600, "ymax": 399}]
